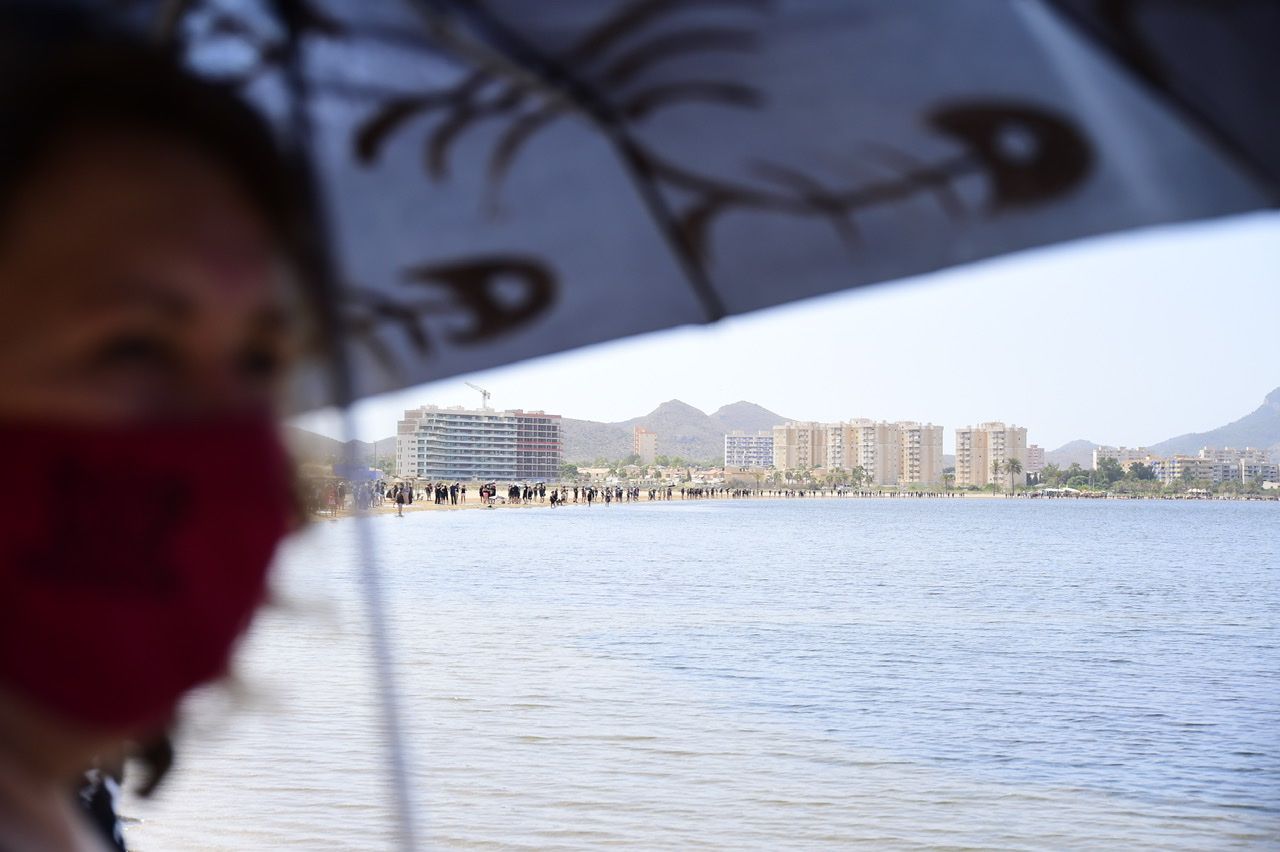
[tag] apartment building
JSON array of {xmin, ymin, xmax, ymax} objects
[
  {"xmin": 772, "ymin": 422, "xmax": 828, "ymax": 470},
  {"xmin": 1092, "ymin": 446, "xmax": 1154, "ymax": 470},
  {"xmin": 955, "ymin": 422, "xmax": 1029, "ymax": 487},
  {"xmin": 633, "ymin": 427, "xmax": 658, "ymax": 465},
  {"xmin": 724, "ymin": 431, "xmax": 775, "ymax": 469},
  {"xmin": 1148, "ymin": 455, "xmax": 1234, "ymax": 486},
  {"xmin": 396, "ymin": 405, "xmax": 562, "ymax": 481},
  {"xmin": 826, "ymin": 419, "xmax": 899, "ymax": 485},
  {"xmin": 1240, "ymin": 460, "xmax": 1280, "ymax": 484},
  {"xmin": 1197, "ymin": 446, "xmax": 1271, "ymax": 465},
  {"xmin": 1147, "ymin": 448, "xmax": 1279, "ymax": 486},
  {"xmin": 516, "ymin": 411, "xmax": 563, "ymax": 480},
  {"xmin": 897, "ymin": 422, "xmax": 945, "ymax": 486},
  {"xmin": 1026, "ymin": 444, "xmax": 1045, "ymax": 473}
]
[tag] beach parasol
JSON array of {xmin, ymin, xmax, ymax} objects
[
  {"xmin": 12, "ymin": 0, "xmax": 1275, "ymax": 409},
  {"xmin": 5, "ymin": 1, "xmax": 1276, "ymax": 847}
]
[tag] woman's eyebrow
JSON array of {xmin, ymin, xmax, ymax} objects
[{"xmin": 82, "ymin": 285, "xmax": 195, "ymax": 321}]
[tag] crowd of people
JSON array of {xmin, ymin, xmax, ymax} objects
[
  {"xmin": 304, "ymin": 479, "xmax": 475, "ymax": 516},
  {"xmin": 302, "ymin": 479, "xmax": 983, "ymax": 517}
]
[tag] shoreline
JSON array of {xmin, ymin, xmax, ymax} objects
[{"xmin": 312, "ymin": 488, "xmax": 1276, "ymax": 519}]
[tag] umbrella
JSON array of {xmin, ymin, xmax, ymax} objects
[
  {"xmin": 7, "ymin": 2, "xmax": 1276, "ymax": 847},
  {"xmin": 15, "ymin": 0, "xmax": 1274, "ymax": 409}
]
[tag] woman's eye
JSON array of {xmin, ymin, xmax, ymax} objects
[
  {"xmin": 237, "ymin": 345, "xmax": 281, "ymax": 381},
  {"xmin": 92, "ymin": 335, "xmax": 179, "ymax": 372}
]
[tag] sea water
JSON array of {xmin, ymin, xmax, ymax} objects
[{"xmin": 124, "ymin": 498, "xmax": 1279, "ymax": 849}]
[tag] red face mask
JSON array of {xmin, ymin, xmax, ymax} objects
[{"xmin": 0, "ymin": 416, "xmax": 292, "ymax": 731}]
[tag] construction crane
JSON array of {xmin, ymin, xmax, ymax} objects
[{"xmin": 464, "ymin": 382, "xmax": 491, "ymax": 410}]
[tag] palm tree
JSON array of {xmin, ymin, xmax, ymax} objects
[
  {"xmin": 991, "ymin": 458, "xmax": 1003, "ymax": 492},
  {"xmin": 1005, "ymin": 458, "xmax": 1023, "ymax": 494}
]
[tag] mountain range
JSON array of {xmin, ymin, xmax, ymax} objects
[
  {"xmin": 1147, "ymin": 386, "xmax": 1280, "ymax": 457},
  {"xmin": 1042, "ymin": 385, "xmax": 1280, "ymax": 468},
  {"xmin": 1043, "ymin": 439, "xmax": 1099, "ymax": 469},
  {"xmin": 284, "ymin": 399, "xmax": 792, "ymax": 465},
  {"xmin": 284, "ymin": 428, "xmax": 381, "ymax": 466},
  {"xmin": 287, "ymin": 385, "xmax": 1280, "ymax": 469},
  {"xmin": 563, "ymin": 399, "xmax": 791, "ymax": 462}
]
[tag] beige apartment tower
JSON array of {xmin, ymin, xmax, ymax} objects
[
  {"xmin": 772, "ymin": 422, "xmax": 828, "ymax": 470},
  {"xmin": 826, "ymin": 419, "xmax": 900, "ymax": 485},
  {"xmin": 897, "ymin": 422, "xmax": 944, "ymax": 486},
  {"xmin": 823, "ymin": 420, "xmax": 943, "ymax": 486},
  {"xmin": 633, "ymin": 427, "xmax": 658, "ymax": 465},
  {"xmin": 955, "ymin": 422, "xmax": 1028, "ymax": 487}
]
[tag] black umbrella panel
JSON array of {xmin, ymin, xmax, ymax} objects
[{"xmin": 140, "ymin": 0, "xmax": 1278, "ymax": 408}]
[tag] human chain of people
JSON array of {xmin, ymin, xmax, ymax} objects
[{"xmin": 307, "ymin": 480, "xmax": 988, "ymax": 518}]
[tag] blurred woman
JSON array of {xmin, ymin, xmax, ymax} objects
[{"xmin": 0, "ymin": 29, "xmax": 305, "ymax": 851}]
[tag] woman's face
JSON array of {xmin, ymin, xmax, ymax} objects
[
  {"xmin": 0, "ymin": 127, "xmax": 297, "ymax": 782},
  {"xmin": 0, "ymin": 126, "xmax": 295, "ymax": 424}
]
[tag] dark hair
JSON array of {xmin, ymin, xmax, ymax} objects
[
  {"xmin": 0, "ymin": 23, "xmax": 299, "ymax": 260},
  {"xmin": 133, "ymin": 730, "xmax": 175, "ymax": 798}
]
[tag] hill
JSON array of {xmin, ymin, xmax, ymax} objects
[
  {"xmin": 563, "ymin": 399, "xmax": 792, "ymax": 463},
  {"xmin": 1045, "ymin": 439, "xmax": 1100, "ymax": 469},
  {"xmin": 287, "ymin": 399, "xmax": 795, "ymax": 467},
  {"xmin": 558, "ymin": 417, "xmax": 631, "ymax": 462},
  {"xmin": 284, "ymin": 426, "xmax": 391, "ymax": 465},
  {"xmin": 710, "ymin": 401, "xmax": 791, "ymax": 433},
  {"xmin": 1149, "ymin": 386, "xmax": 1280, "ymax": 457}
]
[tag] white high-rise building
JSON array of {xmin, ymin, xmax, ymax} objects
[
  {"xmin": 396, "ymin": 406, "xmax": 561, "ymax": 481},
  {"xmin": 724, "ymin": 431, "xmax": 774, "ymax": 468}
]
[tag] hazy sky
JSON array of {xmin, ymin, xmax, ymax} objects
[{"xmin": 294, "ymin": 211, "xmax": 1279, "ymax": 453}]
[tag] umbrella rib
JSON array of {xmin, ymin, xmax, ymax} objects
[
  {"xmin": 271, "ymin": 8, "xmax": 421, "ymax": 852},
  {"xmin": 406, "ymin": 0, "xmax": 729, "ymax": 323}
]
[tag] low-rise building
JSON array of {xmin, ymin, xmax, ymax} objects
[
  {"xmin": 1198, "ymin": 446, "xmax": 1271, "ymax": 465},
  {"xmin": 1142, "ymin": 447, "xmax": 1276, "ymax": 486},
  {"xmin": 1092, "ymin": 446, "xmax": 1153, "ymax": 470},
  {"xmin": 1148, "ymin": 455, "xmax": 1234, "ymax": 486},
  {"xmin": 1240, "ymin": 460, "xmax": 1279, "ymax": 483}
]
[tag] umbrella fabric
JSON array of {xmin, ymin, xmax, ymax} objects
[{"xmin": 15, "ymin": 1, "xmax": 1280, "ymax": 406}]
